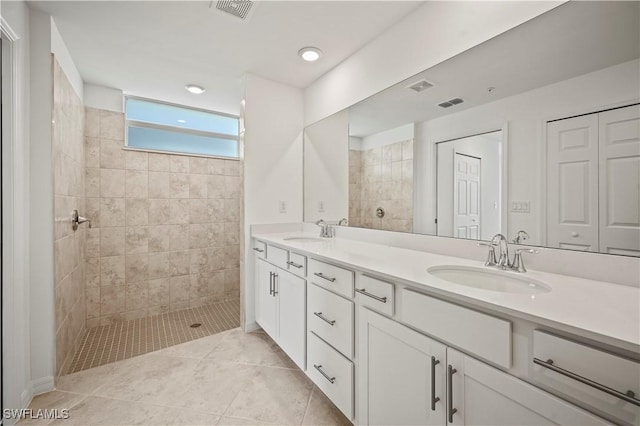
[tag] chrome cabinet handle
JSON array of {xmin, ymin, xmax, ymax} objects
[
  {"xmin": 313, "ymin": 364, "xmax": 336, "ymax": 384},
  {"xmin": 314, "ymin": 272, "xmax": 336, "ymax": 282},
  {"xmin": 313, "ymin": 312, "xmax": 336, "ymax": 326},
  {"xmin": 253, "ymin": 247, "xmax": 264, "ymax": 253},
  {"xmin": 355, "ymin": 288, "xmax": 387, "ymax": 303},
  {"xmin": 533, "ymin": 358, "xmax": 640, "ymax": 406},
  {"xmin": 272, "ymin": 273, "xmax": 278, "ymax": 296},
  {"xmin": 431, "ymin": 356, "xmax": 440, "ymax": 411},
  {"xmin": 447, "ymin": 365, "xmax": 458, "ymax": 423},
  {"xmin": 269, "ymin": 272, "xmax": 274, "ymax": 296},
  {"xmin": 287, "ymin": 261, "xmax": 303, "ymax": 269}
]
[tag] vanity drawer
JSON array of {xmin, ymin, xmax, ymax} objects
[
  {"xmin": 356, "ymin": 275, "xmax": 394, "ymax": 316},
  {"xmin": 252, "ymin": 240, "xmax": 266, "ymax": 259},
  {"xmin": 308, "ymin": 259, "xmax": 354, "ymax": 299},
  {"xmin": 287, "ymin": 252, "xmax": 307, "ymax": 277},
  {"xmin": 307, "ymin": 331, "xmax": 354, "ymax": 420},
  {"xmin": 532, "ymin": 330, "xmax": 640, "ymax": 425},
  {"xmin": 266, "ymin": 244, "xmax": 288, "ymax": 269},
  {"xmin": 308, "ymin": 283, "xmax": 354, "ymax": 359},
  {"xmin": 401, "ymin": 288, "xmax": 511, "ymax": 368}
]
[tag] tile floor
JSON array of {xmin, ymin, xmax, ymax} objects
[
  {"xmin": 66, "ymin": 301, "xmax": 240, "ymax": 374},
  {"xmin": 22, "ymin": 328, "xmax": 351, "ymax": 426}
]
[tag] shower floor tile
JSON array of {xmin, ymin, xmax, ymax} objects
[{"xmin": 65, "ymin": 300, "xmax": 240, "ymax": 374}]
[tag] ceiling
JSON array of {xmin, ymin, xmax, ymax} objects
[
  {"xmin": 348, "ymin": 1, "xmax": 640, "ymax": 137},
  {"xmin": 30, "ymin": 0, "xmax": 424, "ymax": 115}
]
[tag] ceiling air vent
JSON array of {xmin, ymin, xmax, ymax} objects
[
  {"xmin": 438, "ymin": 97, "xmax": 464, "ymax": 108},
  {"xmin": 214, "ymin": 0, "xmax": 255, "ymax": 21},
  {"xmin": 407, "ymin": 79, "xmax": 434, "ymax": 93}
]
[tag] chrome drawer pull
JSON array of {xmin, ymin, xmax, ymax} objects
[
  {"xmin": 287, "ymin": 261, "xmax": 304, "ymax": 269},
  {"xmin": 253, "ymin": 247, "xmax": 264, "ymax": 253},
  {"xmin": 272, "ymin": 273, "xmax": 278, "ymax": 296},
  {"xmin": 533, "ymin": 358, "xmax": 640, "ymax": 406},
  {"xmin": 431, "ymin": 356, "xmax": 440, "ymax": 410},
  {"xmin": 447, "ymin": 365, "xmax": 457, "ymax": 423},
  {"xmin": 314, "ymin": 364, "xmax": 336, "ymax": 384},
  {"xmin": 355, "ymin": 288, "xmax": 387, "ymax": 303},
  {"xmin": 313, "ymin": 312, "xmax": 336, "ymax": 326},
  {"xmin": 314, "ymin": 272, "xmax": 336, "ymax": 282}
]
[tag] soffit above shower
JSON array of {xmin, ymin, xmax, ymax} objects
[{"xmin": 28, "ymin": 1, "xmax": 425, "ymax": 114}]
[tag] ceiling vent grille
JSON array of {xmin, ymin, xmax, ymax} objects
[
  {"xmin": 215, "ymin": 0, "xmax": 255, "ymax": 20},
  {"xmin": 438, "ymin": 97, "xmax": 464, "ymax": 108},
  {"xmin": 407, "ymin": 79, "xmax": 434, "ymax": 93}
]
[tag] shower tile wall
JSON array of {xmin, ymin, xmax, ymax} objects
[
  {"xmin": 84, "ymin": 108, "xmax": 242, "ymax": 327},
  {"xmin": 349, "ymin": 139, "xmax": 413, "ymax": 232},
  {"xmin": 52, "ymin": 57, "xmax": 87, "ymax": 375}
]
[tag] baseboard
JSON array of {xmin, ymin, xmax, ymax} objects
[
  {"xmin": 244, "ymin": 321, "xmax": 260, "ymax": 332},
  {"xmin": 30, "ymin": 376, "xmax": 55, "ymax": 396}
]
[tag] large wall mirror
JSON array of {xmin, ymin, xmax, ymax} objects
[{"xmin": 303, "ymin": 1, "xmax": 640, "ymax": 256}]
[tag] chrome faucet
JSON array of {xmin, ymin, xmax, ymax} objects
[
  {"xmin": 479, "ymin": 233, "xmax": 538, "ymax": 273},
  {"xmin": 512, "ymin": 230, "xmax": 529, "ymax": 244},
  {"xmin": 316, "ymin": 219, "xmax": 334, "ymax": 238},
  {"xmin": 338, "ymin": 218, "xmax": 348, "ymax": 226},
  {"xmin": 491, "ymin": 233, "xmax": 510, "ymax": 269}
]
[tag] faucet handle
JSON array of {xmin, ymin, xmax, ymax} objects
[
  {"xmin": 511, "ymin": 249, "xmax": 539, "ymax": 273},
  {"xmin": 478, "ymin": 242, "xmax": 498, "ymax": 267}
]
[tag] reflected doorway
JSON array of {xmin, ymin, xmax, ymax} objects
[{"xmin": 436, "ymin": 130, "xmax": 503, "ymax": 240}]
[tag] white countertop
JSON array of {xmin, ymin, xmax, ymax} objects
[{"xmin": 253, "ymin": 232, "xmax": 640, "ymax": 352}]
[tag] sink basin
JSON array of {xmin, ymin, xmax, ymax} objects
[
  {"xmin": 427, "ymin": 265, "xmax": 551, "ymax": 294},
  {"xmin": 283, "ymin": 236, "xmax": 324, "ymax": 243}
]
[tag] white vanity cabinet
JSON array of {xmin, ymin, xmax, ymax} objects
[
  {"xmin": 445, "ymin": 347, "xmax": 609, "ymax": 426},
  {"xmin": 359, "ymin": 308, "xmax": 609, "ymax": 426},
  {"xmin": 254, "ymin": 246, "xmax": 306, "ymax": 370},
  {"xmin": 358, "ymin": 308, "xmax": 447, "ymax": 425}
]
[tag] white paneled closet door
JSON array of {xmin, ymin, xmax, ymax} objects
[
  {"xmin": 598, "ymin": 105, "xmax": 640, "ymax": 256},
  {"xmin": 547, "ymin": 114, "xmax": 599, "ymax": 251}
]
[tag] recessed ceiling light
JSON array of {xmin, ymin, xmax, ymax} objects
[
  {"xmin": 298, "ymin": 47, "xmax": 322, "ymax": 62},
  {"xmin": 177, "ymin": 119, "xmax": 186, "ymax": 123},
  {"xmin": 185, "ymin": 84, "xmax": 206, "ymax": 94}
]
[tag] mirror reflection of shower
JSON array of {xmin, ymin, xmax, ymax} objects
[{"xmin": 435, "ymin": 130, "xmax": 503, "ymax": 240}]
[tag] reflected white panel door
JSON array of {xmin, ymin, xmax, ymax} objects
[
  {"xmin": 453, "ymin": 153, "xmax": 481, "ymax": 240},
  {"xmin": 598, "ymin": 105, "xmax": 640, "ymax": 256},
  {"xmin": 547, "ymin": 115, "xmax": 599, "ymax": 251}
]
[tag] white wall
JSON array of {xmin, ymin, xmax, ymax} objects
[
  {"xmin": 28, "ymin": 6, "xmax": 56, "ymax": 395},
  {"xmin": 414, "ymin": 59, "xmax": 639, "ymax": 245},
  {"xmin": 50, "ymin": 19, "xmax": 82, "ymax": 100},
  {"xmin": 1, "ymin": 0, "xmax": 32, "ymax": 417},
  {"xmin": 304, "ymin": 109, "xmax": 349, "ymax": 222},
  {"xmin": 242, "ymin": 74, "xmax": 304, "ymax": 329},
  {"xmin": 303, "ymin": 1, "xmax": 563, "ymax": 125},
  {"xmin": 360, "ymin": 123, "xmax": 413, "ymax": 151},
  {"xmin": 84, "ymin": 83, "xmax": 123, "ymax": 112}
]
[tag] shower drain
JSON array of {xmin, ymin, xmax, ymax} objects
[{"xmin": 190, "ymin": 323, "xmax": 202, "ymax": 328}]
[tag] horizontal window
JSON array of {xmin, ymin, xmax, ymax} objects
[{"xmin": 125, "ymin": 96, "xmax": 239, "ymax": 158}]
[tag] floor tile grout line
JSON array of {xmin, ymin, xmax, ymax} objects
[{"xmin": 301, "ymin": 385, "xmax": 317, "ymax": 426}]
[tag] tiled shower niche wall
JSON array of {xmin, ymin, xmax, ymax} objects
[
  {"xmin": 349, "ymin": 139, "xmax": 414, "ymax": 232},
  {"xmin": 84, "ymin": 108, "xmax": 242, "ymax": 327}
]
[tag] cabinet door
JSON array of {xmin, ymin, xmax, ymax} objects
[
  {"xmin": 446, "ymin": 348, "xmax": 608, "ymax": 426},
  {"xmin": 255, "ymin": 259, "xmax": 277, "ymax": 339},
  {"xmin": 358, "ymin": 308, "xmax": 447, "ymax": 425},
  {"xmin": 276, "ymin": 269, "xmax": 306, "ymax": 370}
]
